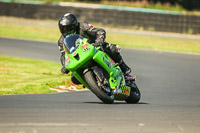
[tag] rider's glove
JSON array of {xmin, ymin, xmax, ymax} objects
[
  {"xmin": 93, "ymin": 42, "xmax": 101, "ymax": 47},
  {"xmin": 94, "ymin": 35, "xmax": 104, "ymax": 47},
  {"xmin": 61, "ymin": 66, "xmax": 70, "ymax": 74}
]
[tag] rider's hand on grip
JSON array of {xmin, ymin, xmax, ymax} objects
[
  {"xmin": 92, "ymin": 42, "xmax": 100, "ymax": 47},
  {"xmin": 94, "ymin": 35, "xmax": 104, "ymax": 47}
]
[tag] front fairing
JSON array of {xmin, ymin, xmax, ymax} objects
[
  {"xmin": 64, "ymin": 35, "xmax": 94, "ymax": 71},
  {"xmin": 64, "ymin": 34, "xmax": 83, "ymax": 54}
]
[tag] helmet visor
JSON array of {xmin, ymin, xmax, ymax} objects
[{"xmin": 62, "ymin": 25, "xmax": 76, "ymax": 35}]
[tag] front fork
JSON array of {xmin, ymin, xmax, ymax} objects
[{"xmin": 91, "ymin": 66, "xmax": 111, "ymax": 94}]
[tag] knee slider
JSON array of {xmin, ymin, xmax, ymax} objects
[{"xmin": 110, "ymin": 44, "xmax": 121, "ymax": 54}]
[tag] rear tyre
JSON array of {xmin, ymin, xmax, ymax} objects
[
  {"xmin": 125, "ymin": 82, "xmax": 141, "ymax": 103},
  {"xmin": 84, "ymin": 70, "xmax": 114, "ymax": 104}
]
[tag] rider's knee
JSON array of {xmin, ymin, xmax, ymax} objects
[{"xmin": 110, "ymin": 44, "xmax": 121, "ymax": 54}]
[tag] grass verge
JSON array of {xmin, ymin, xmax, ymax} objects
[
  {"xmin": 1, "ymin": 16, "xmax": 200, "ymax": 54},
  {"xmin": 0, "ymin": 55, "xmax": 71, "ymax": 95},
  {"xmin": 107, "ymin": 33, "xmax": 200, "ymax": 54}
]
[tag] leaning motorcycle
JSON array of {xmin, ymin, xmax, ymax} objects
[{"xmin": 64, "ymin": 34, "xmax": 141, "ymax": 104}]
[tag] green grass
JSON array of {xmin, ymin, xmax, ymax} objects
[
  {"xmin": 1, "ymin": 16, "xmax": 200, "ymax": 54},
  {"xmin": 0, "ymin": 55, "xmax": 71, "ymax": 95},
  {"xmin": 107, "ymin": 33, "xmax": 200, "ymax": 53},
  {"xmin": 0, "ymin": 22, "xmax": 60, "ymax": 42}
]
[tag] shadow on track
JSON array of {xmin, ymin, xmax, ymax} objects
[{"xmin": 84, "ymin": 102, "xmax": 149, "ymax": 105}]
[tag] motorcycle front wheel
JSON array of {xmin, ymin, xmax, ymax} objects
[{"xmin": 84, "ymin": 70, "xmax": 114, "ymax": 104}]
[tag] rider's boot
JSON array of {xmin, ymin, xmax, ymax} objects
[{"xmin": 119, "ymin": 60, "xmax": 131, "ymax": 75}]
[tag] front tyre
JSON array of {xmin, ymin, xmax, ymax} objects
[
  {"xmin": 84, "ymin": 70, "xmax": 114, "ymax": 104},
  {"xmin": 125, "ymin": 82, "xmax": 141, "ymax": 103}
]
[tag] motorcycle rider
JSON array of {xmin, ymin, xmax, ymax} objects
[{"xmin": 58, "ymin": 13, "xmax": 131, "ymax": 84}]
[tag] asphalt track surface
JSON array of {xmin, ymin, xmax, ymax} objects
[{"xmin": 0, "ymin": 37, "xmax": 200, "ymax": 133}]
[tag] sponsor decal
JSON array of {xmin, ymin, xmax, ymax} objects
[
  {"xmin": 88, "ymin": 24, "xmax": 94, "ymax": 31},
  {"xmin": 122, "ymin": 86, "xmax": 131, "ymax": 96},
  {"xmin": 101, "ymin": 55, "xmax": 111, "ymax": 68},
  {"xmin": 81, "ymin": 43, "xmax": 88, "ymax": 49},
  {"xmin": 66, "ymin": 56, "xmax": 70, "ymax": 62},
  {"xmin": 66, "ymin": 60, "xmax": 71, "ymax": 66},
  {"xmin": 73, "ymin": 52, "xmax": 77, "ymax": 56},
  {"xmin": 81, "ymin": 43, "xmax": 90, "ymax": 52},
  {"xmin": 110, "ymin": 59, "xmax": 114, "ymax": 64},
  {"xmin": 113, "ymin": 86, "xmax": 130, "ymax": 95},
  {"xmin": 113, "ymin": 89, "xmax": 121, "ymax": 94},
  {"xmin": 65, "ymin": 56, "xmax": 71, "ymax": 66},
  {"xmin": 123, "ymin": 89, "xmax": 130, "ymax": 95}
]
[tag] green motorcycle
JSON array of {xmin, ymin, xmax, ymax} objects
[{"xmin": 64, "ymin": 34, "xmax": 141, "ymax": 104}]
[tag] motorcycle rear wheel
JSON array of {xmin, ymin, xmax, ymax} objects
[
  {"xmin": 84, "ymin": 70, "xmax": 114, "ymax": 104},
  {"xmin": 125, "ymin": 82, "xmax": 141, "ymax": 103}
]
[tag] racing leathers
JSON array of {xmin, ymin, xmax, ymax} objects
[{"xmin": 58, "ymin": 22, "xmax": 131, "ymax": 84}]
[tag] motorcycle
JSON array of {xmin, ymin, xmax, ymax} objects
[{"xmin": 64, "ymin": 34, "xmax": 141, "ymax": 104}]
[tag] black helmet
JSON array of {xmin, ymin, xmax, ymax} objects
[{"xmin": 58, "ymin": 13, "xmax": 78, "ymax": 36}]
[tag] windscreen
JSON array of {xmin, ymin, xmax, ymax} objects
[{"xmin": 64, "ymin": 34, "xmax": 83, "ymax": 54}]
